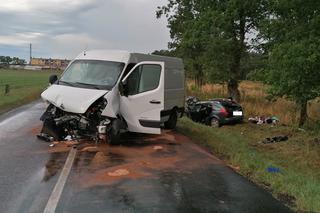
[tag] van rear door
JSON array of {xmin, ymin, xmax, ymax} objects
[{"xmin": 120, "ymin": 61, "xmax": 164, "ymax": 134}]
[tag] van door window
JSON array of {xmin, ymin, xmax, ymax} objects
[{"xmin": 126, "ymin": 64, "xmax": 161, "ymax": 96}]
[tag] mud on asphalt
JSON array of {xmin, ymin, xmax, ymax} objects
[{"xmin": 40, "ymin": 130, "xmax": 221, "ymax": 189}]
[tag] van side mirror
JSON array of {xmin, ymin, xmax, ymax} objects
[
  {"xmin": 119, "ymin": 81, "xmax": 128, "ymax": 97},
  {"xmin": 49, "ymin": 75, "xmax": 58, "ymax": 85}
]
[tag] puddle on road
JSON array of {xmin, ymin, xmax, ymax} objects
[{"xmin": 43, "ymin": 152, "xmax": 68, "ymax": 182}]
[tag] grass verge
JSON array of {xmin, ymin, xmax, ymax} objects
[
  {"xmin": 0, "ymin": 69, "xmax": 60, "ymax": 115},
  {"xmin": 177, "ymin": 117, "xmax": 320, "ymax": 212}
]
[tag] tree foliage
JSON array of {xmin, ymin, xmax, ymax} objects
[
  {"xmin": 157, "ymin": 0, "xmax": 267, "ymax": 102},
  {"xmin": 261, "ymin": 0, "xmax": 320, "ymax": 126},
  {"xmin": 0, "ymin": 56, "xmax": 26, "ymax": 65}
]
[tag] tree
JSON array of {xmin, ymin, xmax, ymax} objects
[
  {"xmin": 157, "ymin": 0, "xmax": 266, "ymax": 102},
  {"xmin": 262, "ymin": 0, "xmax": 320, "ymax": 126},
  {"xmin": 152, "ymin": 49, "xmax": 176, "ymax": 57},
  {"xmin": 0, "ymin": 56, "xmax": 13, "ymax": 64}
]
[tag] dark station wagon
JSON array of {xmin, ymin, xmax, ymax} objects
[{"xmin": 186, "ymin": 98, "xmax": 244, "ymax": 127}]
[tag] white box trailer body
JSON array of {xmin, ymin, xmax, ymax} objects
[{"xmin": 40, "ymin": 50, "xmax": 185, "ymax": 142}]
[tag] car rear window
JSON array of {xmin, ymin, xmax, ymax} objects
[{"xmin": 220, "ymin": 101, "xmax": 241, "ymax": 110}]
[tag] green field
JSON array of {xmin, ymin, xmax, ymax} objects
[{"xmin": 0, "ymin": 69, "xmax": 60, "ymax": 114}]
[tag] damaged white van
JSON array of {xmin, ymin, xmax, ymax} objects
[{"xmin": 40, "ymin": 50, "xmax": 185, "ymax": 144}]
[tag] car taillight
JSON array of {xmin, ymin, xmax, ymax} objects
[{"xmin": 220, "ymin": 107, "xmax": 229, "ymax": 116}]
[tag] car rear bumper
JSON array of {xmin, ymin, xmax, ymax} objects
[{"xmin": 221, "ymin": 116, "xmax": 243, "ymax": 124}]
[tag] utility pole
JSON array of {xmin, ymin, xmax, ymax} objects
[{"xmin": 29, "ymin": 43, "xmax": 32, "ymax": 65}]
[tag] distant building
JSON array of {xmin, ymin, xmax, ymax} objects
[{"xmin": 30, "ymin": 58, "xmax": 70, "ymax": 70}]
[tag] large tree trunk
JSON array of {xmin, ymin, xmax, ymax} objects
[
  {"xmin": 227, "ymin": 79, "xmax": 240, "ymax": 102},
  {"xmin": 228, "ymin": 9, "xmax": 245, "ymax": 103},
  {"xmin": 194, "ymin": 64, "xmax": 204, "ymax": 87},
  {"xmin": 299, "ymin": 100, "xmax": 308, "ymax": 127}
]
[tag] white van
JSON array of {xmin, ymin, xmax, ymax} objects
[{"xmin": 40, "ymin": 50, "xmax": 185, "ymax": 144}]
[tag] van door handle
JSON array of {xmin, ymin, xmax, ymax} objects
[{"xmin": 150, "ymin": 100, "xmax": 161, "ymax": 104}]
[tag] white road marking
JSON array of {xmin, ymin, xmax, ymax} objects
[{"xmin": 43, "ymin": 147, "xmax": 77, "ymax": 213}]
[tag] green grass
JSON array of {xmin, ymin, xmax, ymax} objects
[
  {"xmin": 0, "ymin": 69, "xmax": 60, "ymax": 114},
  {"xmin": 177, "ymin": 118, "xmax": 320, "ymax": 212}
]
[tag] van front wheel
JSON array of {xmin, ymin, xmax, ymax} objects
[
  {"xmin": 164, "ymin": 110, "xmax": 178, "ymax": 129},
  {"xmin": 108, "ymin": 120, "xmax": 121, "ymax": 145}
]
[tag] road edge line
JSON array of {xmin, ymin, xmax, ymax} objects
[{"xmin": 43, "ymin": 147, "xmax": 77, "ymax": 213}]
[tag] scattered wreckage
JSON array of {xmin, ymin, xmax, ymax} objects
[
  {"xmin": 39, "ymin": 50, "xmax": 185, "ymax": 144},
  {"xmin": 185, "ymin": 96, "xmax": 244, "ymax": 127},
  {"xmin": 248, "ymin": 116, "xmax": 280, "ymax": 125}
]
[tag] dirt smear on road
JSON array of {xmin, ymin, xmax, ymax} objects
[
  {"xmin": 30, "ymin": 124, "xmax": 42, "ymax": 135},
  {"xmin": 39, "ymin": 130, "xmax": 221, "ymax": 187},
  {"xmin": 76, "ymin": 131, "xmax": 219, "ymax": 188}
]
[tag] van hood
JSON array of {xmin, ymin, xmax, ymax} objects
[{"xmin": 41, "ymin": 84, "xmax": 108, "ymax": 114}]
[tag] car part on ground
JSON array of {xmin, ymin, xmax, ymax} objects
[
  {"xmin": 185, "ymin": 97, "xmax": 244, "ymax": 127},
  {"xmin": 248, "ymin": 116, "xmax": 280, "ymax": 125},
  {"xmin": 261, "ymin": 135, "xmax": 289, "ymax": 144}
]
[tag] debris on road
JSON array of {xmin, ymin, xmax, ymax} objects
[
  {"xmin": 228, "ymin": 164, "xmax": 240, "ymax": 171},
  {"xmin": 261, "ymin": 136, "xmax": 289, "ymax": 144},
  {"xmin": 81, "ymin": 146, "xmax": 99, "ymax": 153},
  {"xmin": 49, "ymin": 143, "xmax": 55, "ymax": 147},
  {"xmin": 91, "ymin": 152, "xmax": 107, "ymax": 166},
  {"xmin": 108, "ymin": 169, "xmax": 130, "ymax": 177},
  {"xmin": 153, "ymin": 145, "xmax": 163, "ymax": 151},
  {"xmin": 65, "ymin": 141, "xmax": 80, "ymax": 147},
  {"xmin": 37, "ymin": 133, "xmax": 54, "ymax": 142}
]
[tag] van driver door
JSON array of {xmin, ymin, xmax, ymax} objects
[{"xmin": 119, "ymin": 62, "xmax": 164, "ymax": 134}]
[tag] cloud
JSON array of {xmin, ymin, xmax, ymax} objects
[
  {"xmin": 0, "ymin": 32, "xmax": 44, "ymax": 46},
  {"xmin": 0, "ymin": 0, "xmax": 170, "ymax": 60}
]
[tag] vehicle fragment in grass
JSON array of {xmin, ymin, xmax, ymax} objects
[{"xmin": 177, "ymin": 117, "xmax": 320, "ymax": 212}]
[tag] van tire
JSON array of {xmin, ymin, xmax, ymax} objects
[
  {"xmin": 108, "ymin": 120, "xmax": 121, "ymax": 145},
  {"xmin": 164, "ymin": 110, "xmax": 178, "ymax": 129}
]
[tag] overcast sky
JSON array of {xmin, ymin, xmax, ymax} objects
[{"xmin": 0, "ymin": 0, "xmax": 170, "ymax": 61}]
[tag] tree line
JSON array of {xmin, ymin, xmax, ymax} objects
[
  {"xmin": 0, "ymin": 56, "xmax": 26, "ymax": 65},
  {"xmin": 155, "ymin": 0, "xmax": 320, "ymax": 126}
]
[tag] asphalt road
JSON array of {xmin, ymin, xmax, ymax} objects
[{"xmin": 0, "ymin": 102, "xmax": 292, "ymax": 213}]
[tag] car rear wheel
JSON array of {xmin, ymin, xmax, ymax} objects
[
  {"xmin": 210, "ymin": 118, "xmax": 220, "ymax": 128},
  {"xmin": 164, "ymin": 110, "xmax": 178, "ymax": 129}
]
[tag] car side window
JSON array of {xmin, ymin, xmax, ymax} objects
[
  {"xmin": 126, "ymin": 64, "xmax": 161, "ymax": 96},
  {"xmin": 212, "ymin": 102, "xmax": 223, "ymax": 111}
]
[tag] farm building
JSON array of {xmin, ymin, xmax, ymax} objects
[{"xmin": 30, "ymin": 58, "xmax": 70, "ymax": 70}]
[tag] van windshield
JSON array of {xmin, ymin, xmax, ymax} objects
[{"xmin": 59, "ymin": 60, "xmax": 125, "ymax": 90}]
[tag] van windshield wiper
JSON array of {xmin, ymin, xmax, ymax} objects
[
  {"xmin": 59, "ymin": 80, "xmax": 76, "ymax": 87},
  {"xmin": 74, "ymin": 82, "xmax": 102, "ymax": 90}
]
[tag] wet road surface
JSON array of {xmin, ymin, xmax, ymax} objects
[{"xmin": 0, "ymin": 102, "xmax": 292, "ymax": 213}]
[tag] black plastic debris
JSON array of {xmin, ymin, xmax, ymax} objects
[
  {"xmin": 37, "ymin": 133, "xmax": 54, "ymax": 142},
  {"xmin": 261, "ymin": 136, "xmax": 289, "ymax": 144}
]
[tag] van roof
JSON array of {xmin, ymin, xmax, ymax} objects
[
  {"xmin": 75, "ymin": 50, "xmax": 131, "ymax": 63},
  {"xmin": 74, "ymin": 49, "xmax": 183, "ymax": 66}
]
